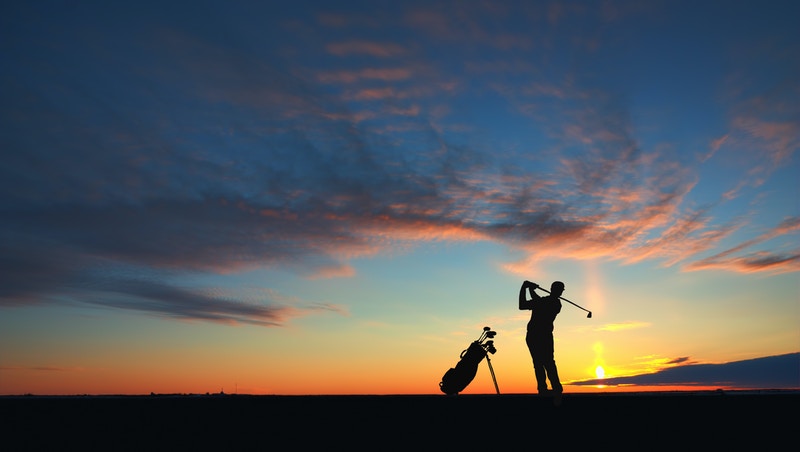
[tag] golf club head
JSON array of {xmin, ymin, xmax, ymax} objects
[
  {"xmin": 587, "ymin": 312, "xmax": 592, "ymax": 318},
  {"xmin": 487, "ymin": 331, "xmax": 496, "ymax": 338},
  {"xmin": 483, "ymin": 326, "xmax": 490, "ymax": 331}
]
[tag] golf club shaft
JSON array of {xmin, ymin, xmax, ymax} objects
[{"xmin": 534, "ymin": 285, "xmax": 591, "ymax": 313}]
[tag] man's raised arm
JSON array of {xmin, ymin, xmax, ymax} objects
[{"xmin": 519, "ymin": 280, "xmax": 539, "ymax": 310}]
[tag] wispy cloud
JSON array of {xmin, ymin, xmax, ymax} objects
[
  {"xmin": 595, "ymin": 321, "xmax": 651, "ymax": 332},
  {"xmin": 1, "ymin": 1, "xmax": 796, "ymax": 327},
  {"xmin": 318, "ymin": 68, "xmax": 414, "ymax": 84},
  {"xmin": 78, "ymin": 278, "xmax": 340, "ymax": 327},
  {"xmin": 571, "ymin": 353, "xmax": 800, "ymax": 389},
  {"xmin": 684, "ymin": 217, "xmax": 800, "ymax": 274},
  {"xmin": 326, "ymin": 41, "xmax": 408, "ymax": 57},
  {"xmin": 0, "ymin": 366, "xmax": 84, "ymax": 372}
]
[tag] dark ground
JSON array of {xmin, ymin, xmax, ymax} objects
[{"xmin": 2, "ymin": 390, "xmax": 796, "ymax": 450}]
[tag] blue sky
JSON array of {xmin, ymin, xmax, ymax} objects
[{"xmin": 1, "ymin": 0, "xmax": 798, "ymax": 395}]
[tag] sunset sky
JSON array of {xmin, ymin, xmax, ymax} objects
[{"xmin": 1, "ymin": 0, "xmax": 798, "ymax": 395}]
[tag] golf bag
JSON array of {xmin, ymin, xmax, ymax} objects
[{"xmin": 439, "ymin": 327, "xmax": 499, "ymax": 395}]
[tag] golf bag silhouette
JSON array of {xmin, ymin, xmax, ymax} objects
[{"xmin": 439, "ymin": 327, "xmax": 499, "ymax": 395}]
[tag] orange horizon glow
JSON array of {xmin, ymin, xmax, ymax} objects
[
  {"xmin": 1, "ymin": 384, "xmax": 782, "ymax": 397},
  {"xmin": 2, "ymin": 359, "xmax": 794, "ymax": 397}
]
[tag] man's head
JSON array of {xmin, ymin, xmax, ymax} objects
[{"xmin": 551, "ymin": 281, "xmax": 565, "ymax": 296}]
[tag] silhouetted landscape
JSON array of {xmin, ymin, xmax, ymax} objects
[{"xmin": 3, "ymin": 390, "xmax": 796, "ymax": 449}]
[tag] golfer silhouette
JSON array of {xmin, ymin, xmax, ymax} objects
[{"xmin": 519, "ymin": 280, "xmax": 563, "ymax": 403}]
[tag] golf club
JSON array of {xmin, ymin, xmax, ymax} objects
[{"xmin": 532, "ymin": 283, "xmax": 592, "ymax": 318}]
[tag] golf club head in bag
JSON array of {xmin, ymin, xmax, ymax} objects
[{"xmin": 439, "ymin": 327, "xmax": 497, "ymax": 395}]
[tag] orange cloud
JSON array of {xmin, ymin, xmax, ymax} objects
[
  {"xmin": 596, "ymin": 321, "xmax": 651, "ymax": 332},
  {"xmin": 684, "ymin": 217, "xmax": 800, "ymax": 274},
  {"xmin": 703, "ymin": 134, "xmax": 729, "ymax": 162},
  {"xmin": 326, "ymin": 41, "xmax": 407, "ymax": 57},
  {"xmin": 318, "ymin": 68, "xmax": 413, "ymax": 84}
]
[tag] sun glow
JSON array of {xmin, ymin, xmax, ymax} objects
[
  {"xmin": 595, "ymin": 366, "xmax": 605, "ymax": 379},
  {"xmin": 592, "ymin": 341, "xmax": 607, "ymax": 380}
]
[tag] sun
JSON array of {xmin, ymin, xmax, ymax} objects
[{"xmin": 595, "ymin": 366, "xmax": 605, "ymax": 379}]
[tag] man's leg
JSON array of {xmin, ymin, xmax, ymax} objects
[
  {"xmin": 526, "ymin": 333, "xmax": 549, "ymax": 393},
  {"xmin": 544, "ymin": 360, "xmax": 562, "ymax": 393},
  {"xmin": 534, "ymin": 360, "xmax": 549, "ymax": 393},
  {"xmin": 541, "ymin": 335, "xmax": 561, "ymax": 393},
  {"xmin": 546, "ymin": 360, "xmax": 563, "ymax": 406}
]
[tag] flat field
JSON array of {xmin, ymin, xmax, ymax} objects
[{"xmin": 2, "ymin": 391, "xmax": 796, "ymax": 450}]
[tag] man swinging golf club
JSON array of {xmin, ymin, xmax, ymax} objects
[{"xmin": 519, "ymin": 280, "xmax": 564, "ymax": 401}]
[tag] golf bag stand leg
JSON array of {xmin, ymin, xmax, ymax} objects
[{"xmin": 486, "ymin": 354, "xmax": 500, "ymax": 394}]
